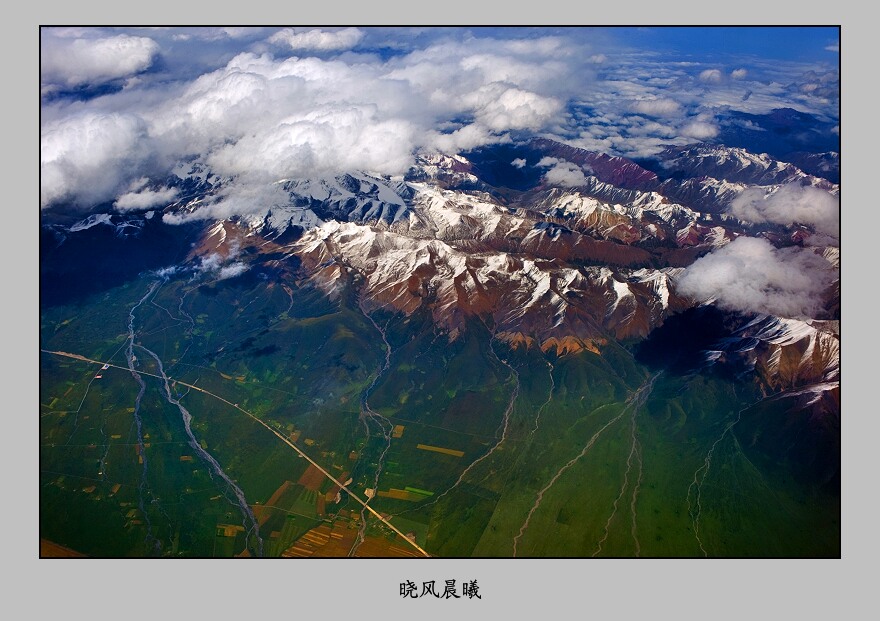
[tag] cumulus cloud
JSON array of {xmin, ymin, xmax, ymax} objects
[
  {"xmin": 511, "ymin": 158, "xmax": 526, "ymax": 168},
  {"xmin": 538, "ymin": 157, "xmax": 588, "ymax": 187},
  {"xmin": 428, "ymin": 123, "xmax": 505, "ymax": 154},
  {"xmin": 462, "ymin": 85, "xmax": 563, "ymax": 132},
  {"xmin": 545, "ymin": 164, "xmax": 587, "ymax": 187},
  {"xmin": 268, "ymin": 27, "xmax": 364, "ymax": 52},
  {"xmin": 41, "ymin": 34, "xmax": 159, "ymax": 88},
  {"xmin": 699, "ymin": 69, "xmax": 723, "ymax": 83},
  {"xmin": 630, "ymin": 97, "xmax": 681, "ymax": 116},
  {"xmin": 114, "ymin": 185, "xmax": 178, "ymax": 211},
  {"xmin": 41, "ymin": 112, "xmax": 150, "ymax": 208},
  {"xmin": 677, "ymin": 236, "xmax": 837, "ymax": 319},
  {"xmin": 39, "ymin": 27, "xmax": 839, "ymax": 218},
  {"xmin": 731, "ymin": 68, "xmax": 748, "ymax": 80},
  {"xmin": 41, "ymin": 33, "xmax": 582, "ymax": 211},
  {"xmin": 728, "ymin": 184, "xmax": 840, "ymax": 238},
  {"xmin": 681, "ymin": 119, "xmax": 719, "ymax": 140},
  {"xmin": 204, "ymin": 106, "xmax": 420, "ymax": 181}
]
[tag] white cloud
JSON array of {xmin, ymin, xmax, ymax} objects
[
  {"xmin": 42, "ymin": 38, "xmax": 581, "ymax": 210},
  {"xmin": 630, "ymin": 98, "xmax": 681, "ymax": 116},
  {"xmin": 681, "ymin": 120, "xmax": 719, "ymax": 140},
  {"xmin": 731, "ymin": 68, "xmax": 748, "ymax": 80},
  {"xmin": 204, "ymin": 106, "xmax": 420, "ymax": 181},
  {"xmin": 677, "ymin": 237, "xmax": 837, "ymax": 319},
  {"xmin": 728, "ymin": 184, "xmax": 840, "ymax": 238},
  {"xmin": 462, "ymin": 85, "xmax": 563, "ymax": 132},
  {"xmin": 538, "ymin": 157, "xmax": 588, "ymax": 187},
  {"xmin": 268, "ymin": 27, "xmax": 364, "ymax": 52},
  {"xmin": 41, "ymin": 113, "xmax": 149, "ymax": 208},
  {"xmin": 41, "ymin": 34, "xmax": 159, "ymax": 87},
  {"xmin": 217, "ymin": 262, "xmax": 249, "ymax": 280},
  {"xmin": 511, "ymin": 158, "xmax": 526, "ymax": 168},
  {"xmin": 428, "ymin": 124, "xmax": 504, "ymax": 154},
  {"xmin": 114, "ymin": 186, "xmax": 178, "ymax": 211},
  {"xmin": 194, "ymin": 244, "xmax": 248, "ymax": 281},
  {"xmin": 163, "ymin": 183, "xmax": 292, "ymax": 225},
  {"xmin": 39, "ymin": 28, "xmax": 839, "ymax": 217},
  {"xmin": 545, "ymin": 164, "xmax": 587, "ymax": 187},
  {"xmin": 699, "ymin": 69, "xmax": 723, "ymax": 83},
  {"xmin": 825, "ymin": 43, "xmax": 839, "ymax": 52}
]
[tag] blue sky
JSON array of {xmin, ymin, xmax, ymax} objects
[{"xmin": 609, "ymin": 27, "xmax": 839, "ymax": 63}]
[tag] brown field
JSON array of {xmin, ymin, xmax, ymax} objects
[
  {"xmin": 282, "ymin": 520, "xmax": 359, "ymax": 557},
  {"xmin": 254, "ymin": 481, "xmax": 294, "ymax": 525},
  {"xmin": 416, "ymin": 444, "xmax": 465, "ymax": 457},
  {"xmin": 392, "ymin": 425, "xmax": 405, "ymax": 438},
  {"xmin": 41, "ymin": 539, "xmax": 86, "ymax": 557},
  {"xmin": 297, "ymin": 464, "xmax": 326, "ymax": 491},
  {"xmin": 353, "ymin": 535, "xmax": 423, "ymax": 558},
  {"xmin": 281, "ymin": 524, "xmax": 332, "ymax": 557},
  {"xmin": 179, "ymin": 455, "xmax": 194, "ymax": 462},
  {"xmin": 266, "ymin": 481, "xmax": 293, "ymax": 506}
]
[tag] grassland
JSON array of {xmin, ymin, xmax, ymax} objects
[{"xmin": 40, "ymin": 264, "xmax": 839, "ymax": 557}]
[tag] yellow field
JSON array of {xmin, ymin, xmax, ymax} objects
[
  {"xmin": 41, "ymin": 539, "xmax": 86, "ymax": 557},
  {"xmin": 392, "ymin": 425, "xmax": 405, "ymax": 438},
  {"xmin": 377, "ymin": 488, "xmax": 423, "ymax": 502},
  {"xmin": 217, "ymin": 524, "xmax": 245, "ymax": 537},
  {"xmin": 416, "ymin": 444, "xmax": 464, "ymax": 457}
]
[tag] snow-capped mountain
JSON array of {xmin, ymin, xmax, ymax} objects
[{"xmin": 43, "ymin": 139, "xmax": 840, "ymax": 398}]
